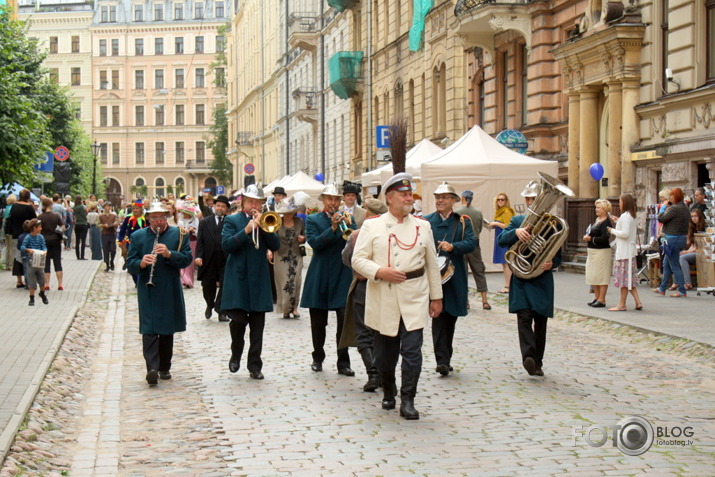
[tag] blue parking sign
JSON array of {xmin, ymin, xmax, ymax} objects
[
  {"xmin": 376, "ymin": 125, "xmax": 391, "ymax": 149},
  {"xmin": 216, "ymin": 186, "xmax": 225, "ymax": 195}
]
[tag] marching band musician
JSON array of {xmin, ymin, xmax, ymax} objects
[
  {"xmin": 423, "ymin": 182, "xmax": 476, "ymax": 377},
  {"xmin": 221, "ymin": 185, "xmax": 280, "ymax": 380},
  {"xmin": 497, "ymin": 181, "xmax": 561, "ymax": 377},
  {"xmin": 352, "ymin": 173, "xmax": 443, "ymax": 420},
  {"xmin": 300, "ymin": 184, "xmax": 357, "ymax": 376},
  {"xmin": 340, "ymin": 181, "xmax": 366, "ymax": 228},
  {"xmin": 195, "ymin": 194, "xmax": 231, "ymax": 322},
  {"xmin": 126, "ymin": 201, "xmax": 193, "ymax": 386}
]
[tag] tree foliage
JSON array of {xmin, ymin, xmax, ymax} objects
[{"xmin": 207, "ymin": 103, "xmax": 232, "ymax": 188}]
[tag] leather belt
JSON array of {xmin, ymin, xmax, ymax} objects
[{"xmin": 404, "ymin": 267, "xmax": 425, "ymax": 280}]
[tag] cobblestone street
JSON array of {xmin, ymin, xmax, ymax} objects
[{"xmin": 2, "ymin": 267, "xmax": 715, "ymax": 476}]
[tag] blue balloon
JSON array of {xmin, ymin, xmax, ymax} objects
[
  {"xmin": 589, "ymin": 163, "xmax": 604, "ymax": 181},
  {"xmin": 314, "ymin": 172, "xmax": 325, "ymax": 182}
]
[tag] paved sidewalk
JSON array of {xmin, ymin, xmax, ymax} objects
[
  {"xmin": 0, "ymin": 249, "xmax": 100, "ymax": 461},
  {"xmin": 481, "ymin": 269, "xmax": 715, "ymax": 346}
]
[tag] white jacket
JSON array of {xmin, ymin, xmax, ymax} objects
[{"xmin": 611, "ymin": 212, "xmax": 637, "ymax": 261}]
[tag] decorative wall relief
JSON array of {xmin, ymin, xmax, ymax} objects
[
  {"xmin": 693, "ymin": 103, "xmax": 713, "ymax": 129},
  {"xmin": 661, "ymin": 161, "xmax": 688, "ymax": 183}
]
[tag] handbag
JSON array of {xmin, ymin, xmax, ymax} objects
[{"xmin": 299, "ymin": 245, "xmax": 306, "ymax": 257}]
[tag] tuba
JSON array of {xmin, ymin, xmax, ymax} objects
[{"xmin": 504, "ymin": 172, "xmax": 574, "ymax": 279}]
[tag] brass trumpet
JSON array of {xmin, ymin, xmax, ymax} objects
[
  {"xmin": 251, "ymin": 207, "xmax": 282, "ymax": 249},
  {"xmin": 337, "ymin": 212, "xmax": 353, "ymax": 240}
]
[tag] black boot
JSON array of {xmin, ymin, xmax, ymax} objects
[
  {"xmin": 399, "ymin": 369, "xmax": 420, "ymax": 420},
  {"xmin": 39, "ymin": 291, "xmax": 49, "ymax": 305},
  {"xmin": 359, "ymin": 348, "xmax": 380, "ymax": 392},
  {"xmin": 380, "ymin": 370, "xmax": 396, "ymax": 410}
]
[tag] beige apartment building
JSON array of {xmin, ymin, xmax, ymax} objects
[
  {"xmin": 19, "ymin": 0, "xmax": 95, "ymax": 135},
  {"xmin": 92, "ymin": 0, "xmax": 230, "ymax": 203}
]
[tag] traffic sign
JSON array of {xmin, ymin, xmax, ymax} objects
[
  {"xmin": 244, "ymin": 163, "xmax": 255, "ymax": 174},
  {"xmin": 34, "ymin": 152, "xmax": 54, "ymax": 172},
  {"xmin": 216, "ymin": 186, "xmax": 225, "ymax": 195},
  {"xmin": 376, "ymin": 126, "xmax": 390, "ymax": 149},
  {"xmin": 54, "ymin": 146, "xmax": 70, "ymax": 162}
]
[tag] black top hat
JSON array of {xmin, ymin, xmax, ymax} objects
[
  {"xmin": 273, "ymin": 186, "xmax": 287, "ymax": 196},
  {"xmin": 214, "ymin": 195, "xmax": 230, "ymax": 207},
  {"xmin": 342, "ymin": 181, "xmax": 361, "ymax": 195}
]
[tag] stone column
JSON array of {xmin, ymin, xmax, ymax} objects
[
  {"xmin": 607, "ymin": 81, "xmax": 623, "ymax": 199},
  {"xmin": 621, "ymin": 80, "xmax": 640, "ymax": 194},
  {"xmin": 568, "ymin": 92, "xmax": 581, "ymax": 197},
  {"xmin": 579, "ymin": 87, "xmax": 600, "ymax": 198}
]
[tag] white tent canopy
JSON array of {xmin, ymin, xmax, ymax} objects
[
  {"xmin": 361, "ymin": 138, "xmax": 443, "ymax": 188},
  {"xmin": 420, "ymin": 125, "xmax": 559, "ymax": 271},
  {"xmin": 264, "ymin": 175, "xmax": 290, "ymax": 195},
  {"xmin": 278, "ymin": 171, "xmax": 325, "ymax": 198}
]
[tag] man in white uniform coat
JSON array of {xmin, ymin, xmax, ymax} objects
[{"xmin": 352, "ymin": 172, "xmax": 443, "ymax": 420}]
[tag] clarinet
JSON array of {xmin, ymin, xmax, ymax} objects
[{"xmin": 146, "ymin": 227, "xmax": 161, "ymax": 288}]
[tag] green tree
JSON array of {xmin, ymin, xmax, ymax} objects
[{"xmin": 207, "ymin": 103, "xmax": 232, "ymax": 188}]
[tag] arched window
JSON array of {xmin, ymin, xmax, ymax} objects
[
  {"xmin": 175, "ymin": 177, "xmax": 185, "ymax": 196},
  {"xmin": 204, "ymin": 177, "xmax": 217, "ymax": 195},
  {"xmin": 155, "ymin": 177, "xmax": 165, "ymax": 198},
  {"xmin": 135, "ymin": 177, "xmax": 145, "ymax": 187}
]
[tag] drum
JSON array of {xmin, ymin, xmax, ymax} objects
[
  {"xmin": 437, "ymin": 255, "xmax": 454, "ymax": 284},
  {"xmin": 30, "ymin": 250, "xmax": 47, "ymax": 269}
]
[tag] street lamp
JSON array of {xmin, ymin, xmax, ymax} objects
[{"xmin": 91, "ymin": 140, "xmax": 101, "ymax": 195}]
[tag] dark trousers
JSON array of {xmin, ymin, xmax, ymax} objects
[
  {"xmin": 142, "ymin": 334, "xmax": 174, "ymax": 372},
  {"xmin": 516, "ymin": 309, "xmax": 548, "ymax": 368},
  {"xmin": 309, "ymin": 307, "xmax": 350, "ymax": 369},
  {"xmin": 75, "ymin": 224, "xmax": 88, "ymax": 259},
  {"xmin": 43, "ymin": 239, "xmax": 63, "ymax": 273},
  {"xmin": 227, "ymin": 309, "xmax": 265, "ymax": 372},
  {"xmin": 465, "ymin": 247, "xmax": 488, "ymax": 292},
  {"xmin": 202, "ymin": 279, "xmax": 223, "ymax": 313},
  {"xmin": 373, "ymin": 319, "xmax": 423, "ymax": 373},
  {"xmin": 432, "ymin": 311, "xmax": 457, "ymax": 367},
  {"xmin": 352, "ymin": 281, "xmax": 374, "ymax": 351},
  {"xmin": 101, "ymin": 234, "xmax": 116, "ymax": 267}
]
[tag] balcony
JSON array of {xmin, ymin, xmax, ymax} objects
[
  {"xmin": 185, "ymin": 160, "xmax": 212, "ymax": 173},
  {"xmin": 328, "ymin": 51, "xmax": 364, "ymax": 100},
  {"xmin": 454, "ymin": 0, "xmax": 532, "ymax": 57},
  {"xmin": 288, "ymin": 13, "xmax": 319, "ymax": 52},
  {"xmin": 327, "ymin": 0, "xmax": 359, "ymax": 12},
  {"xmin": 292, "ymin": 88, "xmax": 319, "ymax": 124}
]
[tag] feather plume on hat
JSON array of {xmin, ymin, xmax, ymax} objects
[{"xmin": 389, "ymin": 116, "xmax": 408, "ymax": 175}]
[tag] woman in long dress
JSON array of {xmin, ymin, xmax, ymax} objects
[
  {"xmin": 489, "ymin": 192, "xmax": 515, "ymax": 293},
  {"xmin": 177, "ymin": 202, "xmax": 199, "ymax": 288},
  {"xmin": 271, "ymin": 199, "xmax": 305, "ymax": 319}
]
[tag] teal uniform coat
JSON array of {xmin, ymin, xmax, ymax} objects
[
  {"xmin": 221, "ymin": 212, "xmax": 280, "ymax": 312},
  {"xmin": 300, "ymin": 211, "xmax": 356, "ymax": 310},
  {"xmin": 424, "ymin": 211, "xmax": 476, "ymax": 317},
  {"xmin": 497, "ymin": 215, "xmax": 562, "ymax": 317},
  {"xmin": 127, "ymin": 226, "xmax": 193, "ymax": 335}
]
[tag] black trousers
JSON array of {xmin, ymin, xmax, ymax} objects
[
  {"xmin": 352, "ymin": 281, "xmax": 374, "ymax": 352},
  {"xmin": 227, "ymin": 309, "xmax": 265, "ymax": 372},
  {"xmin": 43, "ymin": 239, "xmax": 63, "ymax": 273},
  {"xmin": 373, "ymin": 319, "xmax": 423, "ymax": 373},
  {"xmin": 202, "ymin": 279, "xmax": 223, "ymax": 313},
  {"xmin": 101, "ymin": 234, "xmax": 116, "ymax": 266},
  {"xmin": 516, "ymin": 309, "xmax": 548, "ymax": 368},
  {"xmin": 75, "ymin": 224, "xmax": 89, "ymax": 259},
  {"xmin": 432, "ymin": 311, "xmax": 457, "ymax": 367},
  {"xmin": 309, "ymin": 307, "xmax": 350, "ymax": 369},
  {"xmin": 142, "ymin": 334, "xmax": 174, "ymax": 372}
]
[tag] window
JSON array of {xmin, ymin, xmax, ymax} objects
[
  {"xmin": 215, "ymin": 67, "xmax": 225, "ymax": 87},
  {"xmin": 71, "ymin": 36, "xmax": 79, "ymax": 53},
  {"xmin": 155, "ymin": 105, "xmax": 165, "ymax": 125},
  {"xmin": 195, "ymin": 68, "xmax": 205, "ymax": 88},
  {"xmin": 135, "ymin": 38, "xmax": 144, "ymax": 55},
  {"xmin": 195, "ymin": 2, "xmax": 203, "ymax": 18},
  {"xmin": 195, "ymin": 141, "xmax": 205, "ymax": 163},
  {"xmin": 100, "ymin": 106, "xmax": 108, "ymax": 126},
  {"xmin": 101, "ymin": 6, "xmax": 108, "ymax": 22},
  {"xmin": 49, "ymin": 68, "xmax": 59, "ymax": 84},
  {"xmin": 155, "ymin": 38, "xmax": 164, "ymax": 55},
  {"xmin": 110, "ymin": 5, "xmax": 117, "ymax": 22},
  {"xmin": 134, "ymin": 4, "xmax": 143, "ymax": 21},
  {"xmin": 100, "ymin": 70, "xmax": 108, "ymax": 89},
  {"xmin": 175, "ymin": 68, "xmax": 185, "ymax": 88},
  {"xmin": 135, "ymin": 178, "xmax": 145, "ymax": 187},
  {"xmin": 215, "ymin": 1, "xmax": 224, "ymax": 18},
  {"xmin": 174, "ymin": 3, "xmax": 183, "ymax": 20},
  {"xmin": 71, "ymin": 67, "xmax": 81, "ymax": 86},
  {"xmin": 517, "ymin": 43, "xmax": 528, "ymax": 126},
  {"xmin": 73, "ymin": 103, "xmax": 81, "ymax": 120},
  {"xmin": 216, "ymin": 35, "xmax": 225, "ymax": 52},
  {"xmin": 195, "ymin": 36, "xmax": 204, "ymax": 53},
  {"xmin": 499, "ymin": 50, "xmax": 509, "ymax": 130},
  {"xmin": 111, "ymin": 39, "xmax": 119, "ymax": 56},
  {"xmin": 112, "ymin": 105, "xmax": 120, "ymax": 126},
  {"xmin": 99, "ymin": 39, "xmax": 107, "ymax": 56},
  {"xmin": 175, "ymin": 37, "xmax": 184, "ymax": 54},
  {"xmin": 176, "ymin": 142, "xmax": 184, "ymax": 163},
  {"xmin": 135, "ymin": 105, "xmax": 145, "ymax": 126},
  {"xmin": 112, "ymin": 143, "xmax": 120, "ymax": 164},
  {"xmin": 708, "ymin": 0, "xmax": 715, "ymax": 82},
  {"xmin": 155, "ymin": 178, "xmax": 165, "ymax": 197},
  {"xmin": 155, "ymin": 3, "xmax": 164, "ymax": 20},
  {"xmin": 49, "ymin": 36, "xmax": 58, "ymax": 54},
  {"xmin": 155, "ymin": 69, "xmax": 164, "ymax": 89},
  {"xmin": 135, "ymin": 69, "xmax": 144, "ymax": 89},
  {"xmin": 136, "ymin": 143, "xmax": 145, "ymax": 164},
  {"xmin": 100, "ymin": 143, "xmax": 108, "ymax": 164},
  {"xmin": 196, "ymin": 104, "xmax": 205, "ymax": 125},
  {"xmin": 155, "ymin": 142, "xmax": 165, "ymax": 164},
  {"xmin": 176, "ymin": 105, "xmax": 185, "ymax": 125},
  {"xmin": 111, "ymin": 70, "xmax": 119, "ymax": 89}
]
